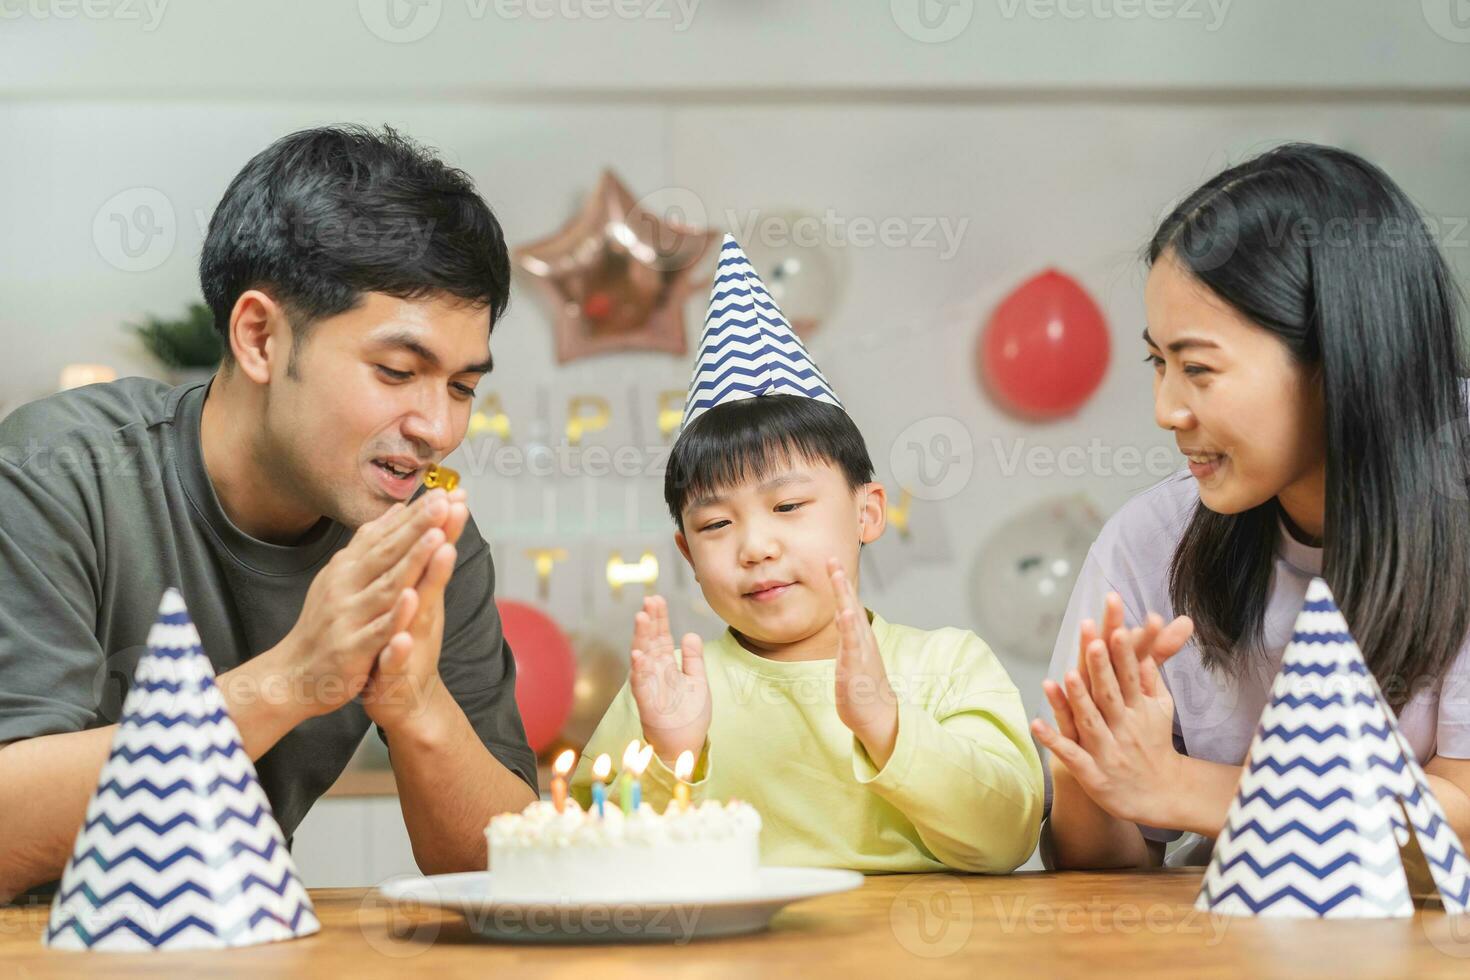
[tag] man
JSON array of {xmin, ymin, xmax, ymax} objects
[{"xmin": 0, "ymin": 125, "xmax": 538, "ymax": 902}]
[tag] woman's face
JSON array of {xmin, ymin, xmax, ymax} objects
[{"xmin": 1143, "ymin": 250, "xmax": 1327, "ymax": 532}]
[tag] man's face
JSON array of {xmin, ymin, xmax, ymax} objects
[
  {"xmin": 263, "ymin": 291, "xmax": 492, "ymax": 529},
  {"xmin": 676, "ymin": 457, "xmax": 873, "ymax": 649}
]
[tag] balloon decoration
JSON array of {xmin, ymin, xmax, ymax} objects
[
  {"xmin": 560, "ymin": 633, "xmax": 630, "ymax": 748},
  {"xmin": 497, "ymin": 599, "xmax": 577, "ymax": 756},
  {"xmin": 737, "ymin": 209, "xmax": 846, "ymax": 338},
  {"xmin": 514, "ymin": 170, "xmax": 720, "ymax": 363},
  {"xmin": 969, "ymin": 495, "xmax": 1102, "ymax": 663},
  {"xmin": 978, "ymin": 270, "xmax": 1110, "ymax": 420}
]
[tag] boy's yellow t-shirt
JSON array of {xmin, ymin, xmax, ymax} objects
[{"xmin": 569, "ymin": 611, "xmax": 1043, "ymax": 874}]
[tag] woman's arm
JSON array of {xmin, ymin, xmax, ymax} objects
[
  {"xmin": 1043, "ymin": 757, "xmax": 1161, "ymax": 869},
  {"xmin": 1425, "ymin": 756, "xmax": 1470, "ymax": 844}
]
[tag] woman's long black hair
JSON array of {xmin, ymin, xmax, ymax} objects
[{"xmin": 1150, "ymin": 143, "xmax": 1470, "ymax": 707}]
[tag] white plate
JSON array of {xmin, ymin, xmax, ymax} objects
[{"xmin": 378, "ymin": 868, "xmax": 864, "ymax": 944}]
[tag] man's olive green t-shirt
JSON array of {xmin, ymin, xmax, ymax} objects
[{"xmin": 0, "ymin": 377, "xmax": 537, "ymax": 844}]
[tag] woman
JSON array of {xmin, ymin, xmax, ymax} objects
[{"xmin": 1032, "ymin": 143, "xmax": 1470, "ymax": 870}]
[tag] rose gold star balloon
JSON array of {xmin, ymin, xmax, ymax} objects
[{"xmin": 514, "ymin": 170, "xmax": 719, "ymax": 363}]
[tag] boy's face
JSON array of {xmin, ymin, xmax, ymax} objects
[{"xmin": 675, "ymin": 457, "xmax": 886, "ymax": 651}]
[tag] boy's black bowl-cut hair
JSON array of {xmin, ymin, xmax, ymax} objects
[{"xmin": 664, "ymin": 394, "xmax": 875, "ymax": 528}]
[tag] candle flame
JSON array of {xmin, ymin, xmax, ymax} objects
[
  {"xmin": 592, "ymin": 753, "xmax": 612, "ymax": 780},
  {"xmin": 632, "ymin": 743, "xmax": 654, "ymax": 775},
  {"xmin": 621, "ymin": 739, "xmax": 643, "ymax": 769},
  {"xmin": 675, "ymin": 749, "xmax": 694, "ymax": 781},
  {"xmin": 553, "ymin": 748, "xmax": 576, "ymax": 777}
]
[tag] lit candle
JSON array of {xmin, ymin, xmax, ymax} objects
[
  {"xmin": 619, "ymin": 740, "xmax": 642, "ymax": 816},
  {"xmin": 674, "ymin": 749, "xmax": 694, "ymax": 812},
  {"xmin": 590, "ymin": 753, "xmax": 612, "ymax": 818},
  {"xmin": 630, "ymin": 743, "xmax": 654, "ymax": 812},
  {"xmin": 551, "ymin": 748, "xmax": 576, "ymax": 814}
]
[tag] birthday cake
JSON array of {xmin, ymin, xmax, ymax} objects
[{"xmin": 486, "ymin": 799, "xmax": 762, "ymax": 902}]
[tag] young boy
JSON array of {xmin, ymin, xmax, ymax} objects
[{"xmin": 570, "ymin": 237, "xmax": 1042, "ymax": 873}]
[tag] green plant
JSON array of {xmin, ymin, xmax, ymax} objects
[{"xmin": 130, "ymin": 302, "xmax": 223, "ymax": 371}]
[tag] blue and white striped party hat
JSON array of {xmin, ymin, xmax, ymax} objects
[
  {"xmin": 680, "ymin": 235, "xmax": 842, "ymax": 431},
  {"xmin": 46, "ymin": 589, "xmax": 319, "ymax": 951},
  {"xmin": 1198, "ymin": 577, "xmax": 1470, "ymax": 918}
]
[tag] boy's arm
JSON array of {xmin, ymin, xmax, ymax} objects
[{"xmin": 850, "ymin": 667, "xmax": 1045, "ymax": 874}]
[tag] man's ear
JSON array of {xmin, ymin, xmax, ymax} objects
[
  {"xmin": 858, "ymin": 482, "xmax": 887, "ymax": 545},
  {"xmin": 674, "ymin": 530, "xmax": 696, "ymax": 578},
  {"xmin": 228, "ymin": 289, "xmax": 290, "ymax": 385}
]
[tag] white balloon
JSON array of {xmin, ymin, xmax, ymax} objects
[{"xmin": 970, "ymin": 495, "xmax": 1103, "ymax": 663}]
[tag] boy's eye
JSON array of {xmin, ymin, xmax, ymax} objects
[
  {"xmin": 377, "ymin": 365, "xmax": 412, "ymax": 382},
  {"xmin": 452, "ymin": 382, "xmax": 477, "ymax": 398},
  {"xmin": 698, "ymin": 520, "xmax": 730, "ymax": 533},
  {"xmin": 775, "ymin": 502, "xmax": 805, "ymax": 513}
]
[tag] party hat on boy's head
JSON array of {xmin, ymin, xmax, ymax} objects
[
  {"xmin": 679, "ymin": 235, "xmax": 842, "ymax": 432},
  {"xmin": 45, "ymin": 589, "xmax": 318, "ymax": 952},
  {"xmin": 1197, "ymin": 577, "xmax": 1470, "ymax": 919}
]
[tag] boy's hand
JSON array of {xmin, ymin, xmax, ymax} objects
[
  {"xmin": 628, "ymin": 595, "xmax": 711, "ymax": 764},
  {"xmin": 829, "ymin": 558, "xmax": 899, "ymax": 769}
]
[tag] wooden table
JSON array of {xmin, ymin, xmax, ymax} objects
[{"xmin": 6, "ymin": 870, "xmax": 1470, "ymax": 978}]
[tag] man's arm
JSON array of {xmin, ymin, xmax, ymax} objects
[
  {"xmin": 0, "ymin": 493, "xmax": 454, "ymax": 902},
  {"xmin": 383, "ymin": 683, "xmax": 537, "ymax": 874}
]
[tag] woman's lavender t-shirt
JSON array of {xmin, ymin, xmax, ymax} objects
[{"xmin": 1043, "ymin": 469, "xmax": 1470, "ymax": 845}]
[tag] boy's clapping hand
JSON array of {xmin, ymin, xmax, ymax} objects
[
  {"xmin": 628, "ymin": 595, "xmax": 712, "ymax": 764},
  {"xmin": 828, "ymin": 558, "xmax": 899, "ymax": 769}
]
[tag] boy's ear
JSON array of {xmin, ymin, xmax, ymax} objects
[
  {"xmin": 674, "ymin": 530, "xmax": 696, "ymax": 577},
  {"xmin": 858, "ymin": 482, "xmax": 887, "ymax": 545}
]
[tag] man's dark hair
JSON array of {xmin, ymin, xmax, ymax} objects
[
  {"xmin": 664, "ymin": 395, "xmax": 875, "ymax": 528},
  {"xmin": 200, "ymin": 124, "xmax": 511, "ymax": 370}
]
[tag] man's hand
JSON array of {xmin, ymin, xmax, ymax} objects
[
  {"xmin": 628, "ymin": 595, "xmax": 710, "ymax": 763},
  {"xmin": 275, "ymin": 489, "xmax": 454, "ymax": 719},
  {"xmin": 829, "ymin": 558, "xmax": 899, "ymax": 769},
  {"xmin": 360, "ymin": 489, "xmax": 469, "ymax": 734}
]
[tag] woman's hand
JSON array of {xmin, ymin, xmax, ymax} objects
[
  {"xmin": 1032, "ymin": 626, "xmax": 1185, "ymax": 827},
  {"xmin": 1074, "ymin": 593, "xmax": 1193, "ymax": 698}
]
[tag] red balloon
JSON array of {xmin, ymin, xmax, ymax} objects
[
  {"xmin": 496, "ymin": 600, "xmax": 576, "ymax": 755},
  {"xmin": 979, "ymin": 269, "xmax": 1110, "ymax": 420}
]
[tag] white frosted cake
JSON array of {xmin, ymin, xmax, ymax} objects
[{"xmin": 486, "ymin": 799, "xmax": 762, "ymax": 902}]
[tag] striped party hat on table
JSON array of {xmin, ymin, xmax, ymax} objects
[
  {"xmin": 45, "ymin": 589, "xmax": 318, "ymax": 951},
  {"xmin": 1197, "ymin": 577, "xmax": 1470, "ymax": 918},
  {"xmin": 679, "ymin": 235, "xmax": 842, "ymax": 432}
]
